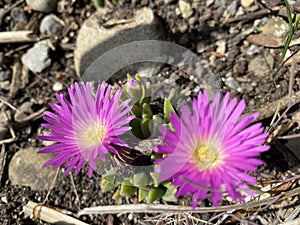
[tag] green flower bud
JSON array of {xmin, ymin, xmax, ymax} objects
[{"xmin": 124, "ymin": 75, "xmax": 143, "ymax": 105}]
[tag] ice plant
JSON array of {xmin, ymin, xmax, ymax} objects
[
  {"xmin": 38, "ymin": 81, "xmax": 135, "ymax": 178},
  {"xmin": 154, "ymin": 91, "xmax": 269, "ymax": 208}
]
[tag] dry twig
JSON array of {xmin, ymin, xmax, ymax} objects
[
  {"xmin": 23, "ymin": 201, "xmax": 88, "ymax": 225},
  {"xmin": 0, "ymin": 31, "xmax": 38, "ymax": 43},
  {"xmin": 0, "ymin": 144, "xmax": 6, "ymax": 180},
  {"xmin": 78, "ymin": 186, "xmax": 300, "ymax": 215}
]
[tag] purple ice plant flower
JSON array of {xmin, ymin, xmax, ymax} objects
[
  {"xmin": 38, "ymin": 81, "xmax": 135, "ymax": 178},
  {"xmin": 154, "ymin": 91, "xmax": 269, "ymax": 208}
]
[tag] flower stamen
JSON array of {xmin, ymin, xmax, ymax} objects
[
  {"xmin": 77, "ymin": 123, "xmax": 107, "ymax": 148},
  {"xmin": 193, "ymin": 144, "xmax": 221, "ymax": 170}
]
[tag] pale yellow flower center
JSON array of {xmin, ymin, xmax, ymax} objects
[
  {"xmin": 193, "ymin": 144, "xmax": 222, "ymax": 170},
  {"xmin": 77, "ymin": 123, "xmax": 107, "ymax": 148}
]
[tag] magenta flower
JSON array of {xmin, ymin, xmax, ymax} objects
[
  {"xmin": 38, "ymin": 81, "xmax": 135, "ymax": 178},
  {"xmin": 154, "ymin": 91, "xmax": 269, "ymax": 208}
]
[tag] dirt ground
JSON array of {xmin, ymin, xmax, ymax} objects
[{"xmin": 1, "ymin": 0, "xmax": 300, "ymax": 224}]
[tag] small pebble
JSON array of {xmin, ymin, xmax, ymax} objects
[
  {"xmin": 21, "ymin": 42, "xmax": 51, "ymax": 73},
  {"xmin": 295, "ymin": 1, "xmax": 300, "ymax": 12},
  {"xmin": 193, "ymin": 85, "xmax": 201, "ymax": 93},
  {"xmin": 188, "ymin": 17, "xmax": 196, "ymax": 26},
  {"xmin": 251, "ymin": 82, "xmax": 258, "ymax": 87},
  {"xmin": 179, "ymin": 0, "xmax": 193, "ymax": 19},
  {"xmin": 206, "ymin": 0, "xmax": 214, "ymax": 7},
  {"xmin": 241, "ymin": 83, "xmax": 253, "ymax": 92},
  {"xmin": 0, "ymin": 81, "xmax": 10, "ymax": 90},
  {"xmin": 241, "ymin": 0, "xmax": 254, "ymax": 8},
  {"xmin": 26, "ymin": 0, "xmax": 57, "ymax": 13},
  {"xmin": 246, "ymin": 44, "xmax": 260, "ymax": 55},
  {"xmin": 1, "ymin": 196, "xmax": 7, "ymax": 204},
  {"xmin": 260, "ymin": 17, "xmax": 289, "ymax": 38},
  {"xmin": 216, "ymin": 40, "xmax": 226, "ymax": 55},
  {"xmin": 128, "ymin": 213, "xmax": 133, "ymax": 221},
  {"xmin": 237, "ymin": 87, "xmax": 244, "ymax": 93},
  {"xmin": 179, "ymin": 23, "xmax": 188, "ymax": 33},
  {"xmin": 52, "ymin": 81, "xmax": 63, "ymax": 91},
  {"xmin": 226, "ymin": 1, "xmax": 237, "ymax": 16},
  {"xmin": 40, "ymin": 14, "xmax": 64, "ymax": 35},
  {"xmin": 163, "ymin": 0, "xmax": 177, "ymax": 4},
  {"xmin": 223, "ymin": 77, "xmax": 240, "ymax": 90},
  {"xmin": 0, "ymin": 70, "xmax": 11, "ymax": 81},
  {"xmin": 175, "ymin": 7, "xmax": 181, "ymax": 16},
  {"xmin": 10, "ymin": 7, "xmax": 28, "ymax": 24}
]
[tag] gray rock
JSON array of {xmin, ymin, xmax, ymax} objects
[
  {"xmin": 137, "ymin": 62, "xmax": 162, "ymax": 78},
  {"xmin": 248, "ymin": 55, "xmax": 274, "ymax": 77},
  {"xmin": 191, "ymin": 60, "xmax": 221, "ymax": 93},
  {"xmin": 26, "ymin": 0, "xmax": 57, "ymax": 13},
  {"xmin": 40, "ymin": 14, "xmax": 64, "ymax": 35},
  {"xmin": 21, "ymin": 42, "xmax": 51, "ymax": 73},
  {"xmin": 260, "ymin": 17, "xmax": 289, "ymax": 38},
  {"xmin": 226, "ymin": 1, "xmax": 237, "ymax": 16},
  {"xmin": 246, "ymin": 44, "xmax": 261, "ymax": 55},
  {"xmin": 0, "ymin": 70, "xmax": 11, "ymax": 81},
  {"xmin": 9, "ymin": 147, "xmax": 57, "ymax": 190},
  {"xmin": 224, "ymin": 77, "xmax": 241, "ymax": 90},
  {"xmin": 74, "ymin": 7, "xmax": 165, "ymax": 79},
  {"xmin": 295, "ymin": 1, "xmax": 300, "ymax": 12},
  {"xmin": 241, "ymin": 83, "xmax": 253, "ymax": 92},
  {"xmin": 10, "ymin": 7, "xmax": 28, "ymax": 24}
]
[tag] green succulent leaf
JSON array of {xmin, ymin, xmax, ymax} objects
[
  {"xmin": 112, "ymin": 188, "xmax": 121, "ymax": 200},
  {"xmin": 148, "ymin": 186, "xmax": 166, "ymax": 203},
  {"xmin": 167, "ymin": 88, "xmax": 177, "ymax": 106},
  {"xmin": 131, "ymin": 172, "xmax": 149, "ymax": 187},
  {"xmin": 149, "ymin": 115, "xmax": 164, "ymax": 137},
  {"xmin": 91, "ymin": 0, "xmax": 104, "ymax": 7},
  {"xmin": 162, "ymin": 186, "xmax": 177, "ymax": 202},
  {"xmin": 138, "ymin": 188, "xmax": 149, "ymax": 202},
  {"xmin": 101, "ymin": 180, "xmax": 117, "ymax": 192},
  {"xmin": 150, "ymin": 172, "xmax": 161, "ymax": 187},
  {"xmin": 141, "ymin": 118, "xmax": 151, "ymax": 138},
  {"xmin": 135, "ymin": 74, "xmax": 142, "ymax": 82},
  {"xmin": 142, "ymin": 103, "xmax": 153, "ymax": 118},
  {"xmin": 130, "ymin": 118, "xmax": 144, "ymax": 139},
  {"xmin": 163, "ymin": 98, "xmax": 175, "ymax": 122},
  {"xmin": 102, "ymin": 171, "xmax": 123, "ymax": 184},
  {"xmin": 131, "ymin": 104, "xmax": 142, "ymax": 117},
  {"xmin": 120, "ymin": 183, "xmax": 137, "ymax": 196}
]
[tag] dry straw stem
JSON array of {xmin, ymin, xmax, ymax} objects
[
  {"xmin": 279, "ymin": 217, "xmax": 300, "ymax": 225},
  {"xmin": 78, "ymin": 186, "xmax": 300, "ymax": 215},
  {"xmin": 23, "ymin": 201, "xmax": 88, "ymax": 225},
  {"xmin": 0, "ymin": 31, "xmax": 38, "ymax": 43}
]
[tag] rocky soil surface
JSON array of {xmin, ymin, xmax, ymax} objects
[{"xmin": 1, "ymin": 0, "xmax": 300, "ymax": 224}]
